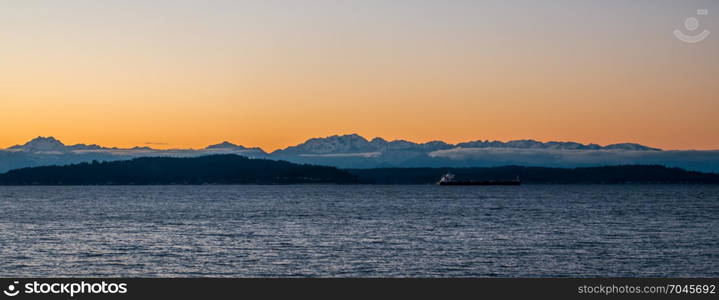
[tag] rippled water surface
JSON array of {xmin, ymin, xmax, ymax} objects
[{"xmin": 1, "ymin": 185, "xmax": 718, "ymax": 277}]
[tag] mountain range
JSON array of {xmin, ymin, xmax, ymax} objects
[
  {"xmin": 271, "ymin": 133, "xmax": 659, "ymax": 155},
  {"xmin": 1, "ymin": 134, "xmax": 718, "ymax": 173}
]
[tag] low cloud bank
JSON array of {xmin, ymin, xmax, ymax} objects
[
  {"xmin": 429, "ymin": 148, "xmax": 719, "ymax": 173},
  {"xmin": 3, "ymin": 147, "xmax": 718, "ymax": 174}
]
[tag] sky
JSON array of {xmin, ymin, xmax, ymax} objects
[{"xmin": 1, "ymin": 0, "xmax": 718, "ymax": 151}]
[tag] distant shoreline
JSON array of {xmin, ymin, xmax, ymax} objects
[
  {"xmin": 0, "ymin": 183, "xmax": 718, "ymax": 187},
  {"xmin": 0, "ymin": 154, "xmax": 717, "ymax": 186}
]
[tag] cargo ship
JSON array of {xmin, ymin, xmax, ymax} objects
[{"xmin": 436, "ymin": 173, "xmax": 521, "ymax": 186}]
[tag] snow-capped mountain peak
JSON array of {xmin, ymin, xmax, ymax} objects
[
  {"xmin": 9, "ymin": 136, "xmax": 67, "ymax": 152},
  {"xmin": 204, "ymin": 141, "xmax": 266, "ymax": 155},
  {"xmin": 275, "ymin": 134, "xmax": 376, "ymax": 155},
  {"xmin": 205, "ymin": 141, "xmax": 245, "ymax": 150}
]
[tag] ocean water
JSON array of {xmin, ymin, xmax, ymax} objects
[{"xmin": 0, "ymin": 185, "xmax": 717, "ymax": 277}]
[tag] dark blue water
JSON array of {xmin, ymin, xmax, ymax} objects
[{"xmin": 1, "ymin": 185, "xmax": 717, "ymax": 277}]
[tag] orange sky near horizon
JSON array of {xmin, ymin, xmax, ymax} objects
[{"xmin": 1, "ymin": 1, "xmax": 718, "ymax": 151}]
